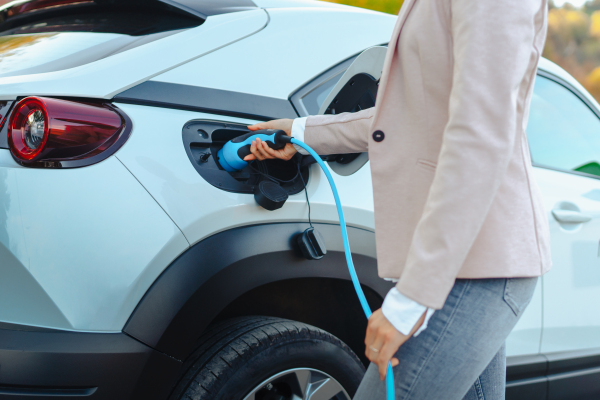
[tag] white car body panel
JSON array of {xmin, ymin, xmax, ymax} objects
[
  {"xmin": 113, "ymin": 103, "xmax": 375, "ymax": 247},
  {"xmin": 153, "ymin": 8, "xmax": 395, "ymax": 99},
  {"xmin": 0, "ymin": 10, "xmax": 268, "ymax": 100},
  {"xmin": 0, "ymin": 150, "xmax": 189, "ymax": 331}
]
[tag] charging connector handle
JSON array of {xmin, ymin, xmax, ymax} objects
[
  {"xmin": 217, "ymin": 129, "xmax": 288, "ymax": 172},
  {"xmin": 290, "ymin": 137, "xmax": 395, "ymax": 400}
]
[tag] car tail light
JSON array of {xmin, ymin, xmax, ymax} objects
[{"xmin": 8, "ymin": 97, "xmax": 131, "ymax": 168}]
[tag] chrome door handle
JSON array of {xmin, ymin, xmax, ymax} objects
[{"xmin": 552, "ymin": 209, "xmax": 592, "ymax": 223}]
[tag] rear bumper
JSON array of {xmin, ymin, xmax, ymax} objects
[{"xmin": 0, "ymin": 324, "xmax": 181, "ymax": 400}]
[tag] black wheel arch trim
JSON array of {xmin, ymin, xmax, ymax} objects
[{"xmin": 123, "ymin": 222, "xmax": 393, "ymax": 361}]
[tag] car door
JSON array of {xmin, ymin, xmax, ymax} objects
[{"xmin": 527, "ymin": 73, "xmax": 600, "ymax": 357}]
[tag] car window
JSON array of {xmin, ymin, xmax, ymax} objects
[
  {"xmin": 300, "ymin": 71, "xmax": 345, "ymax": 115},
  {"xmin": 0, "ymin": 5, "xmax": 201, "ymax": 78},
  {"xmin": 290, "ymin": 56, "xmax": 356, "ymax": 117},
  {"xmin": 0, "ymin": 33, "xmax": 123, "ymax": 76},
  {"xmin": 527, "ymin": 75, "xmax": 600, "ymax": 177}
]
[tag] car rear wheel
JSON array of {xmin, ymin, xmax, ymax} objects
[{"xmin": 169, "ymin": 316, "xmax": 365, "ymax": 400}]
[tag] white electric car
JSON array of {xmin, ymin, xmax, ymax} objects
[{"xmin": 0, "ymin": 0, "xmax": 599, "ymax": 399}]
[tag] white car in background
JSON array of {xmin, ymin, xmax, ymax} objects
[{"xmin": 0, "ymin": 0, "xmax": 598, "ymax": 399}]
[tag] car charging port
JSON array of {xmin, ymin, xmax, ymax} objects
[{"xmin": 183, "ymin": 120, "xmax": 309, "ymax": 195}]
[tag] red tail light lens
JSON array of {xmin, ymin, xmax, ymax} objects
[
  {"xmin": 8, "ymin": 97, "xmax": 131, "ymax": 168},
  {"xmin": 8, "ymin": 98, "xmax": 48, "ymax": 161}
]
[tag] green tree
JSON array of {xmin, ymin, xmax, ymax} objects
[
  {"xmin": 584, "ymin": 0, "xmax": 600, "ymax": 14},
  {"xmin": 321, "ymin": 0, "xmax": 403, "ymax": 15}
]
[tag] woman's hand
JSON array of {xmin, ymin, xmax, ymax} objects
[
  {"xmin": 245, "ymin": 119, "xmax": 297, "ymax": 161},
  {"xmin": 365, "ymin": 308, "xmax": 426, "ymax": 380}
]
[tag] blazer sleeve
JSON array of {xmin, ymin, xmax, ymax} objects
[
  {"xmin": 396, "ymin": 0, "xmax": 547, "ymax": 309},
  {"xmin": 302, "ymin": 107, "xmax": 374, "ymax": 154}
]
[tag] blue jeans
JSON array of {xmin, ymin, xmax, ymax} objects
[{"xmin": 353, "ymin": 277, "xmax": 538, "ymax": 400}]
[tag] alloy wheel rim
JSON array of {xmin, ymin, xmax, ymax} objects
[{"xmin": 243, "ymin": 367, "xmax": 350, "ymax": 400}]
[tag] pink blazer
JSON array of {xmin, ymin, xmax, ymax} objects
[{"xmin": 303, "ymin": 0, "xmax": 552, "ymax": 308}]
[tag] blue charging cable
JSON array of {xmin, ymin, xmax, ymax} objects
[{"xmin": 290, "ymin": 138, "xmax": 395, "ymax": 400}]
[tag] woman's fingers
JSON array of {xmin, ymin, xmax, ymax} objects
[
  {"xmin": 249, "ymin": 140, "xmax": 265, "ymax": 161},
  {"xmin": 364, "ymin": 309, "xmax": 411, "ymax": 380},
  {"xmin": 364, "ymin": 311, "xmax": 381, "ymax": 352},
  {"xmin": 365, "ymin": 341, "xmax": 383, "ymax": 364},
  {"xmin": 365, "ymin": 323, "xmax": 394, "ymax": 380},
  {"xmin": 281, "ymin": 144, "xmax": 297, "ymax": 160},
  {"xmin": 247, "ymin": 118, "xmax": 294, "ymax": 135},
  {"xmin": 245, "ymin": 139, "xmax": 292, "ymax": 162},
  {"xmin": 365, "ymin": 315, "xmax": 382, "ymax": 362},
  {"xmin": 365, "ymin": 336, "xmax": 385, "ymax": 363},
  {"xmin": 376, "ymin": 339, "xmax": 401, "ymax": 380},
  {"xmin": 256, "ymin": 139, "xmax": 275, "ymax": 159},
  {"xmin": 260, "ymin": 141, "xmax": 281, "ymax": 158},
  {"xmin": 247, "ymin": 122, "xmax": 268, "ymax": 131},
  {"xmin": 244, "ymin": 136, "xmax": 298, "ymax": 162},
  {"xmin": 246, "ymin": 119, "xmax": 296, "ymax": 161}
]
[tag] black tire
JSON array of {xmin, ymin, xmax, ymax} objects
[{"xmin": 169, "ymin": 316, "xmax": 366, "ymax": 400}]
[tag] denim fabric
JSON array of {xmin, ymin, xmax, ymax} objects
[
  {"xmin": 353, "ymin": 277, "xmax": 538, "ymax": 400},
  {"xmin": 462, "ymin": 343, "xmax": 506, "ymax": 400}
]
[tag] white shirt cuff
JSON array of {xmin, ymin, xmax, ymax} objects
[
  {"xmin": 381, "ymin": 287, "xmax": 435, "ymax": 337},
  {"xmin": 291, "ymin": 117, "xmax": 309, "ymax": 155}
]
